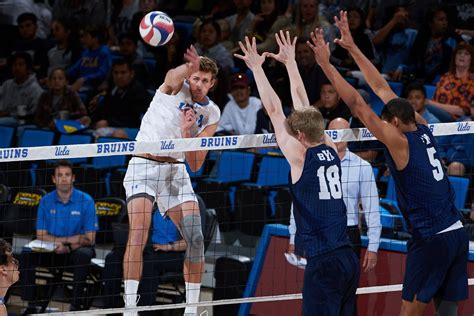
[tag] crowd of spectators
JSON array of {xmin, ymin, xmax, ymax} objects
[{"xmin": 0, "ymin": 0, "xmax": 472, "ymax": 205}]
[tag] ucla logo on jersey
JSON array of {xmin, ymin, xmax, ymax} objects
[{"xmin": 317, "ymin": 150, "xmax": 335, "ymax": 161}]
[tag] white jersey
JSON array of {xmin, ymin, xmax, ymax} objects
[{"xmin": 136, "ymin": 81, "xmax": 221, "ymax": 160}]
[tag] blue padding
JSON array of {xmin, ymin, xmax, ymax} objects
[
  {"xmin": 448, "ymin": 176, "xmax": 469, "ymax": 210},
  {"xmin": 239, "ymin": 224, "xmax": 289, "ymax": 316},
  {"xmin": 19, "ymin": 129, "xmax": 55, "ymax": 147},
  {"xmin": 0, "ymin": 125, "xmax": 14, "ymax": 148}
]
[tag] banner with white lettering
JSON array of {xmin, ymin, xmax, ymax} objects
[{"xmin": 0, "ymin": 122, "xmax": 472, "ymax": 162}]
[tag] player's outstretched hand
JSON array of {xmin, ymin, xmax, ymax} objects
[
  {"xmin": 307, "ymin": 28, "xmax": 330, "ymax": 67},
  {"xmin": 334, "ymin": 11, "xmax": 356, "ymax": 51},
  {"xmin": 265, "ymin": 30, "xmax": 297, "ymax": 65},
  {"xmin": 184, "ymin": 45, "xmax": 200, "ymax": 74},
  {"xmin": 234, "ymin": 36, "xmax": 266, "ymax": 70}
]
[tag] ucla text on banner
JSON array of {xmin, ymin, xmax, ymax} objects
[{"xmin": 0, "ymin": 122, "xmax": 472, "ymax": 163}]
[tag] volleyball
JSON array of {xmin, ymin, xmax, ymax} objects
[{"xmin": 139, "ymin": 11, "xmax": 174, "ymax": 46}]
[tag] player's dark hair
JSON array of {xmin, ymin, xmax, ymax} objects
[{"xmin": 381, "ymin": 98, "xmax": 416, "ymax": 124}]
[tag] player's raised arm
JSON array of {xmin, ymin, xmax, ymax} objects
[
  {"xmin": 307, "ymin": 29, "xmax": 407, "ymax": 159},
  {"xmin": 234, "ymin": 37, "xmax": 305, "ymax": 167},
  {"xmin": 161, "ymin": 45, "xmax": 200, "ymax": 95},
  {"xmin": 333, "ymin": 11, "xmax": 397, "ymax": 104},
  {"xmin": 266, "ymin": 30, "xmax": 310, "ymax": 110}
]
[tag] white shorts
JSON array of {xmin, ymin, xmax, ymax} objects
[{"xmin": 123, "ymin": 157, "xmax": 197, "ymax": 215}]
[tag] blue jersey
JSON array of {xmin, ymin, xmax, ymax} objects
[
  {"xmin": 289, "ymin": 144, "xmax": 350, "ymax": 258},
  {"xmin": 385, "ymin": 124, "xmax": 461, "ymax": 239}
]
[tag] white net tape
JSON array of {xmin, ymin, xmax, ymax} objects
[
  {"xmin": 37, "ymin": 278, "xmax": 474, "ymax": 315},
  {"xmin": 0, "ymin": 122, "xmax": 473, "ymax": 162}
]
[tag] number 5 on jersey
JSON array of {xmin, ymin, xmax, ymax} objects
[{"xmin": 317, "ymin": 165, "xmax": 342, "ymax": 200}]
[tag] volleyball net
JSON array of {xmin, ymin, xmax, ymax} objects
[{"xmin": 0, "ymin": 121, "xmax": 473, "ymax": 315}]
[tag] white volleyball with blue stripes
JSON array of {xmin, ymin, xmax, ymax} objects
[{"xmin": 139, "ymin": 11, "xmax": 174, "ymax": 46}]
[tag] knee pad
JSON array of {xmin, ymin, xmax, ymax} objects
[{"xmin": 181, "ymin": 215, "xmax": 204, "ymax": 263}]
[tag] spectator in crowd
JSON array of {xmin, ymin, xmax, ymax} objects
[
  {"xmin": 102, "ymin": 211, "xmax": 185, "ymax": 313},
  {"xmin": 117, "ymin": 32, "xmax": 149, "ymax": 86},
  {"xmin": 109, "ymin": 0, "xmax": 140, "ymax": 45},
  {"xmin": 52, "ymin": 0, "xmax": 106, "ymax": 30},
  {"xmin": 295, "ymin": 39, "xmax": 326, "ymax": 104},
  {"xmin": 410, "ymin": 6, "xmax": 463, "ymax": 84},
  {"xmin": 195, "ymin": 19, "xmax": 235, "ymax": 72},
  {"xmin": 367, "ymin": 0, "xmax": 419, "ymax": 31},
  {"xmin": 0, "ymin": 239, "xmax": 20, "ymax": 316},
  {"xmin": 13, "ymin": 12, "xmax": 52, "ymax": 78},
  {"xmin": 290, "ymin": 0, "xmax": 330, "ymax": 38},
  {"xmin": 47, "ymin": 19, "xmax": 82, "ymax": 76},
  {"xmin": 67, "ymin": 25, "xmax": 112, "ymax": 97},
  {"xmin": 372, "ymin": 5, "xmax": 418, "ymax": 81},
  {"xmin": 405, "ymin": 82, "xmax": 440, "ymax": 124},
  {"xmin": 332, "ymin": 7, "xmax": 375, "ymax": 70},
  {"xmin": 225, "ymin": 0, "xmax": 255, "ymax": 49},
  {"xmin": 217, "ymin": 18, "xmax": 235, "ymax": 51},
  {"xmin": 91, "ymin": 59, "xmax": 151, "ymax": 139},
  {"xmin": 431, "ymin": 42, "xmax": 473, "ymax": 119},
  {"xmin": 217, "ymin": 73, "xmax": 262, "ymax": 135},
  {"xmin": 19, "ymin": 160, "xmax": 98, "ymax": 313},
  {"xmin": 315, "ymin": 82, "xmax": 352, "ymax": 124},
  {"xmin": 0, "ymin": 52, "xmax": 43, "ymax": 126},
  {"xmin": 35, "ymin": 68, "xmax": 90, "ymax": 130},
  {"xmin": 31, "ymin": 0, "xmax": 52, "ymax": 40},
  {"xmin": 245, "ymin": 0, "xmax": 290, "ymax": 53}
]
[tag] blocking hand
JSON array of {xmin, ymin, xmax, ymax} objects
[{"xmin": 234, "ymin": 36, "xmax": 266, "ymax": 70}]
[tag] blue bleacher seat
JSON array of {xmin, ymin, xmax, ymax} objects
[
  {"xmin": 424, "ymin": 85, "xmax": 436, "ymax": 100},
  {"xmin": 243, "ymin": 156, "xmax": 290, "ymax": 188},
  {"xmin": 19, "ymin": 129, "xmax": 55, "ymax": 147},
  {"xmin": 448, "ymin": 176, "xmax": 470, "ymax": 211},
  {"xmin": 123, "ymin": 128, "xmax": 139, "ymax": 140},
  {"xmin": 174, "ymin": 21, "xmax": 194, "ymax": 47},
  {"xmin": 0, "ymin": 126, "xmax": 15, "ymax": 148},
  {"xmin": 144, "ymin": 58, "xmax": 157, "ymax": 73},
  {"xmin": 204, "ymin": 151, "xmax": 255, "ymax": 184}
]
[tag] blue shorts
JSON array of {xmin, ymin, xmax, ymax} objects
[
  {"xmin": 402, "ymin": 227, "xmax": 469, "ymax": 303},
  {"xmin": 303, "ymin": 246, "xmax": 360, "ymax": 316}
]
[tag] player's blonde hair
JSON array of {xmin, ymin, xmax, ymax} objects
[
  {"xmin": 199, "ymin": 56, "xmax": 219, "ymax": 79},
  {"xmin": 286, "ymin": 107, "xmax": 325, "ymax": 143}
]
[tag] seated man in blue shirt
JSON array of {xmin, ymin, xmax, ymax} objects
[
  {"xmin": 19, "ymin": 160, "xmax": 98, "ymax": 313},
  {"xmin": 102, "ymin": 210, "xmax": 185, "ymax": 312}
]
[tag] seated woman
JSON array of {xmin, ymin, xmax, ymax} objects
[
  {"xmin": 194, "ymin": 18, "xmax": 235, "ymax": 72},
  {"xmin": 410, "ymin": 6, "xmax": 463, "ymax": 84},
  {"xmin": 35, "ymin": 67, "xmax": 90, "ymax": 130},
  {"xmin": 246, "ymin": 0, "xmax": 290, "ymax": 53},
  {"xmin": 428, "ymin": 42, "xmax": 473, "ymax": 121}
]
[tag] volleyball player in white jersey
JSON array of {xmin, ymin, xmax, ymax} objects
[{"xmin": 122, "ymin": 46, "xmax": 220, "ymax": 316}]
